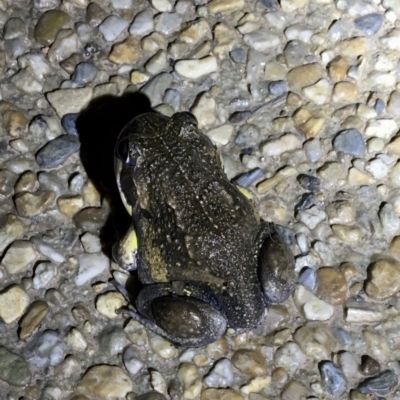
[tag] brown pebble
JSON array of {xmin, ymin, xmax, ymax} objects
[
  {"xmin": 287, "ymin": 62, "xmax": 324, "ymax": 92},
  {"xmin": 200, "ymin": 388, "xmax": 244, "ymax": 400},
  {"xmin": 316, "ymin": 267, "xmax": 348, "ymax": 305},
  {"xmin": 389, "ymin": 236, "xmax": 400, "ymax": 259},
  {"xmin": 360, "ymin": 355, "xmax": 380, "ymax": 376},
  {"xmin": 365, "ymin": 258, "xmax": 400, "ymax": 300},
  {"xmin": 14, "ymin": 171, "xmax": 38, "ymax": 193},
  {"xmin": 231, "ymin": 349, "xmax": 267, "ymax": 377},
  {"xmin": 109, "ymin": 36, "xmax": 142, "ymax": 65},
  {"xmin": 3, "ymin": 110, "xmax": 27, "ymax": 137},
  {"xmin": 19, "ymin": 301, "xmax": 49, "ymax": 340},
  {"xmin": 14, "ymin": 191, "xmax": 56, "ymax": 217},
  {"xmin": 332, "ymin": 81, "xmax": 358, "ymax": 103},
  {"xmin": 328, "ymin": 56, "xmax": 348, "ymax": 81}
]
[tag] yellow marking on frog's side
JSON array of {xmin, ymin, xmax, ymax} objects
[
  {"xmin": 115, "ymin": 158, "xmax": 133, "ymax": 215},
  {"xmin": 118, "ymin": 225, "xmax": 138, "ymax": 267},
  {"xmin": 238, "ymin": 186, "xmax": 254, "ymax": 200}
]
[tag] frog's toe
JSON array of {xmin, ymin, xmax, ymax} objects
[{"xmin": 258, "ymin": 223, "xmax": 296, "ymax": 304}]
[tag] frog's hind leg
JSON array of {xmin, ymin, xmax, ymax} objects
[{"xmin": 256, "ymin": 221, "xmax": 297, "ymax": 305}]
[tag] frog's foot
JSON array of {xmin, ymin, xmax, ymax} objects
[
  {"xmin": 256, "ymin": 221, "xmax": 297, "ymax": 305},
  {"xmin": 126, "ymin": 283, "xmax": 227, "ymax": 347},
  {"xmin": 112, "ymin": 224, "xmax": 138, "ymax": 271}
]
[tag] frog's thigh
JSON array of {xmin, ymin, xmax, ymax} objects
[
  {"xmin": 113, "ymin": 224, "xmax": 138, "ymax": 270},
  {"xmin": 257, "ymin": 222, "xmax": 296, "ymax": 304},
  {"xmin": 136, "ymin": 283, "xmax": 227, "ymax": 347}
]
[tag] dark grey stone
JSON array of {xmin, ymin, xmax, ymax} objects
[
  {"xmin": 297, "ymin": 174, "xmax": 321, "ymax": 192},
  {"xmin": 333, "ymin": 129, "xmax": 366, "ymax": 157},
  {"xmin": 229, "ymin": 111, "xmax": 252, "ymax": 124},
  {"xmin": 260, "ymin": 0, "xmax": 279, "ymax": 8},
  {"xmin": 298, "ymin": 267, "xmax": 316, "ymax": 291},
  {"xmin": 233, "ymin": 168, "xmax": 263, "ymax": 187},
  {"xmin": 72, "ymin": 62, "xmax": 98, "ymax": 84},
  {"xmin": 36, "ymin": 134, "xmax": 80, "ymax": 169},
  {"xmin": 229, "ymin": 48, "xmax": 246, "ymax": 63},
  {"xmin": 0, "ymin": 347, "xmax": 31, "ymax": 386},
  {"xmin": 358, "ymin": 370, "xmax": 399, "ymax": 395},
  {"xmin": 269, "ymin": 80, "xmax": 287, "ymax": 96},
  {"xmin": 136, "ymin": 392, "xmax": 167, "ymax": 400},
  {"xmin": 61, "ymin": 113, "xmax": 80, "ymax": 135},
  {"xmin": 354, "ymin": 13, "xmax": 384, "ymax": 36},
  {"xmin": 296, "ymin": 192, "xmax": 315, "ymax": 210},
  {"xmin": 319, "ymin": 361, "xmax": 347, "ymax": 396}
]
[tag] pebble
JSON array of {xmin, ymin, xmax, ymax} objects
[
  {"xmin": 262, "ymin": 133, "xmax": 302, "ymax": 157},
  {"xmin": 25, "ymin": 330, "xmax": 66, "ymax": 367},
  {"xmin": 11, "ymin": 69, "xmax": 43, "ymax": 94},
  {"xmin": 145, "ymin": 50, "xmax": 168, "ymax": 75},
  {"xmin": 332, "ymin": 81, "xmax": 358, "ymax": 102},
  {"xmin": 363, "ymin": 329, "xmax": 390, "ymax": 362},
  {"xmin": 333, "ymin": 128, "xmax": 366, "ymax": 157},
  {"xmin": 0, "ymin": 214, "xmax": 24, "ymax": 253},
  {"xmin": 319, "ymin": 361, "xmax": 347, "ymax": 396},
  {"xmin": 243, "ymin": 29, "xmax": 280, "ymax": 52},
  {"xmin": 149, "ymin": 333, "xmax": 178, "ymax": 359},
  {"xmin": 123, "ymin": 346, "xmax": 144, "ymax": 376},
  {"xmin": 203, "ymin": 358, "xmax": 234, "ymax": 388},
  {"xmin": 298, "ymin": 267, "xmax": 316, "ymax": 290},
  {"xmin": 257, "ymin": 166, "xmax": 297, "ymax": 194},
  {"xmin": 358, "ymin": 370, "xmax": 398, "ymax": 395},
  {"xmin": 274, "ymin": 342, "xmax": 305, "ymax": 374},
  {"xmin": 124, "ymin": 319, "xmax": 148, "ymax": 347},
  {"xmin": 231, "ymin": 349, "xmax": 267, "ymax": 377},
  {"xmin": 19, "ymin": 301, "xmax": 49, "ymax": 340},
  {"xmin": 109, "ymin": 36, "xmax": 141, "ymax": 65},
  {"xmin": 154, "ymin": 12, "xmax": 181, "ymax": 36},
  {"xmin": 15, "ymin": 190, "xmax": 56, "ymax": 217},
  {"xmin": 0, "ymin": 347, "xmax": 31, "ymax": 386},
  {"xmin": 4, "ymin": 110, "xmax": 27, "ymax": 137},
  {"xmin": 234, "ymin": 168, "xmax": 263, "ymax": 187},
  {"xmin": 206, "ymin": 125, "xmax": 234, "ymax": 146},
  {"xmin": 33, "ymin": 262, "xmax": 57, "ymax": 289},
  {"xmin": 303, "ymin": 79, "xmax": 330, "ymax": 105},
  {"xmin": 240, "ymin": 376, "xmax": 271, "ymax": 395},
  {"xmin": 191, "ymin": 94, "xmax": 217, "ymax": 129},
  {"xmin": 65, "ymin": 327, "xmax": 87, "ymax": 351},
  {"xmin": 365, "ymin": 258, "xmax": 400, "ymax": 300},
  {"xmin": 361, "ymin": 355, "xmax": 381, "ymax": 376},
  {"xmin": 75, "ymin": 252, "xmax": 110, "ymax": 286},
  {"xmin": 34, "ymin": 10, "xmax": 71, "ymax": 45},
  {"xmin": 129, "ymin": 9, "xmax": 154, "ymax": 36},
  {"xmin": 293, "ymin": 285, "xmax": 334, "ymax": 321},
  {"xmin": 269, "ymin": 80, "xmax": 287, "ymax": 96},
  {"xmin": 77, "ymin": 365, "xmax": 133, "ymax": 399},
  {"xmin": 354, "ymin": 14, "xmax": 384, "ymax": 37},
  {"xmin": 365, "ymin": 119, "xmax": 398, "ymax": 139},
  {"xmin": 297, "ymin": 205, "xmax": 326, "ymax": 229},
  {"xmin": 2, "ymin": 240, "xmax": 37, "ymax": 274},
  {"xmin": 380, "ymin": 203, "xmax": 400, "ymax": 236},
  {"xmin": 281, "ymin": 380, "xmax": 309, "ymax": 400},
  {"xmin": 175, "ymin": 56, "xmax": 218, "ymax": 80},
  {"xmin": 136, "ymin": 393, "xmax": 168, "ymax": 400},
  {"xmin": 208, "ymin": 0, "xmax": 244, "ymax": 14},
  {"xmin": 47, "ymin": 29, "xmax": 79, "ymax": 63},
  {"xmin": 15, "ymin": 170, "xmax": 38, "ymax": 193},
  {"xmin": 287, "ymin": 62, "xmax": 324, "ymax": 92},
  {"xmin": 99, "ymin": 15, "xmax": 130, "ymax": 42},
  {"xmin": 229, "ymin": 111, "xmax": 252, "ymax": 124},
  {"xmin": 46, "ymin": 87, "xmax": 93, "ymax": 117},
  {"xmin": 297, "ymin": 174, "xmax": 320, "ymax": 192},
  {"xmin": 328, "ymin": 56, "xmax": 348, "ymax": 81},
  {"xmin": 0, "ymin": 169, "xmax": 17, "ymax": 196},
  {"xmin": 36, "ymin": 134, "xmax": 80, "ymax": 168},
  {"xmin": 96, "ymin": 292, "xmax": 127, "ymax": 319},
  {"xmin": 140, "ymin": 72, "xmax": 173, "ymax": 106},
  {"xmin": 316, "ymin": 267, "xmax": 347, "ymax": 305},
  {"xmin": 31, "ymin": 237, "xmax": 65, "ymax": 263},
  {"xmin": 72, "ymin": 62, "xmax": 98, "ymax": 84},
  {"xmin": 338, "ymin": 351, "xmax": 359, "ymax": 377},
  {"xmin": 57, "ymin": 195, "xmax": 84, "ymax": 217}
]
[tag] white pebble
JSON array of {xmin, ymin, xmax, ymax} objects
[
  {"xmin": 110, "ymin": 0, "xmax": 132, "ymax": 9},
  {"xmin": 129, "ymin": 10, "xmax": 154, "ymax": 36},
  {"xmin": 262, "ymin": 133, "xmax": 302, "ymax": 157},
  {"xmin": 379, "ymin": 203, "xmax": 400, "ymax": 237},
  {"xmin": 206, "ymin": 125, "xmax": 234, "ymax": 146},
  {"xmin": 243, "ymin": 29, "xmax": 280, "ymax": 51},
  {"xmin": 80, "ymin": 232, "xmax": 102, "ymax": 253},
  {"xmin": 365, "ymin": 158, "xmax": 389, "ymax": 179},
  {"xmin": 175, "ymin": 56, "xmax": 218, "ymax": 80},
  {"xmin": 75, "ymin": 253, "xmax": 110, "ymax": 286},
  {"xmin": 274, "ymin": 342, "xmax": 305, "ymax": 374},
  {"xmin": 151, "ymin": 0, "xmax": 172, "ymax": 12},
  {"xmin": 303, "ymin": 79, "xmax": 330, "ymax": 105},
  {"xmin": 18, "ymin": 52, "xmax": 50, "ymax": 80},
  {"xmin": 30, "ymin": 238, "xmax": 65, "ymax": 263},
  {"xmin": 203, "ymin": 358, "xmax": 234, "ymax": 388},
  {"xmin": 123, "ymin": 347, "xmax": 144, "ymax": 376},
  {"xmin": 293, "ymin": 285, "xmax": 334, "ymax": 321},
  {"xmin": 33, "ymin": 262, "xmax": 57, "ymax": 290},
  {"xmin": 285, "ymin": 24, "xmax": 314, "ymax": 43},
  {"xmin": 365, "ymin": 119, "xmax": 398, "ymax": 139},
  {"xmin": 297, "ymin": 206, "xmax": 326, "ymax": 229},
  {"xmin": 149, "ymin": 333, "xmax": 178, "ymax": 359}
]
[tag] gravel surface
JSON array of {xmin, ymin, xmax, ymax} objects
[{"xmin": 2, "ymin": 0, "xmax": 400, "ymax": 399}]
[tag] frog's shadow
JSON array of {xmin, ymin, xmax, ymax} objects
[{"xmin": 76, "ymin": 92, "xmax": 152, "ymax": 258}]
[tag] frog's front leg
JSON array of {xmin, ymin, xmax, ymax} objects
[
  {"xmin": 112, "ymin": 224, "xmax": 138, "ymax": 271},
  {"xmin": 256, "ymin": 222, "xmax": 297, "ymax": 305}
]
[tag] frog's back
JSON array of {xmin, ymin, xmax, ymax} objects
[{"xmin": 121, "ymin": 113, "xmax": 264, "ymax": 329}]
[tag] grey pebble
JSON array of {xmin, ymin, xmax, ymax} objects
[
  {"xmin": 260, "ymin": 0, "xmax": 279, "ymax": 9},
  {"xmin": 304, "ymin": 139, "xmax": 322, "ymax": 163},
  {"xmin": 36, "ymin": 134, "xmax": 80, "ymax": 169},
  {"xmin": 0, "ymin": 169, "xmax": 18, "ymax": 197},
  {"xmin": 61, "ymin": 113, "xmax": 80, "ymax": 135},
  {"xmin": 163, "ymin": 88, "xmax": 181, "ymax": 111},
  {"xmin": 154, "ymin": 12, "xmax": 182, "ymax": 36},
  {"xmin": 72, "ymin": 62, "xmax": 98, "ymax": 84},
  {"xmin": 235, "ymin": 124, "xmax": 260, "ymax": 148},
  {"xmin": 269, "ymin": 80, "xmax": 287, "ymax": 96},
  {"xmin": 3, "ymin": 17, "xmax": 26, "ymax": 40},
  {"xmin": 230, "ymin": 48, "xmax": 247, "ymax": 63},
  {"xmin": 354, "ymin": 13, "xmax": 384, "ymax": 36},
  {"xmin": 140, "ymin": 72, "xmax": 173, "ymax": 106},
  {"xmin": 233, "ymin": 168, "xmax": 263, "ymax": 187},
  {"xmin": 297, "ymin": 174, "xmax": 321, "ymax": 192},
  {"xmin": 332, "ymin": 326, "xmax": 353, "ymax": 346},
  {"xmin": 358, "ymin": 370, "xmax": 399, "ymax": 395},
  {"xmin": 229, "ymin": 111, "xmax": 252, "ymax": 124},
  {"xmin": 319, "ymin": 361, "xmax": 347, "ymax": 396},
  {"xmin": 374, "ymin": 98, "xmax": 385, "ymax": 115},
  {"xmin": 25, "ymin": 330, "xmax": 66, "ymax": 368},
  {"xmin": 298, "ymin": 267, "xmax": 317, "ymax": 291},
  {"xmin": 333, "ymin": 128, "xmax": 366, "ymax": 157},
  {"xmin": 0, "ymin": 346, "xmax": 31, "ymax": 386},
  {"xmin": 99, "ymin": 326, "xmax": 129, "ymax": 357},
  {"xmin": 136, "ymin": 392, "xmax": 167, "ymax": 400},
  {"xmin": 284, "ymin": 40, "xmax": 309, "ymax": 68}
]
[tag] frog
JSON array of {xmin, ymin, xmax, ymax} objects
[{"xmin": 113, "ymin": 111, "xmax": 296, "ymax": 347}]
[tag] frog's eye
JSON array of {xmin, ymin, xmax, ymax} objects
[{"xmin": 116, "ymin": 137, "xmax": 134, "ymax": 166}]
